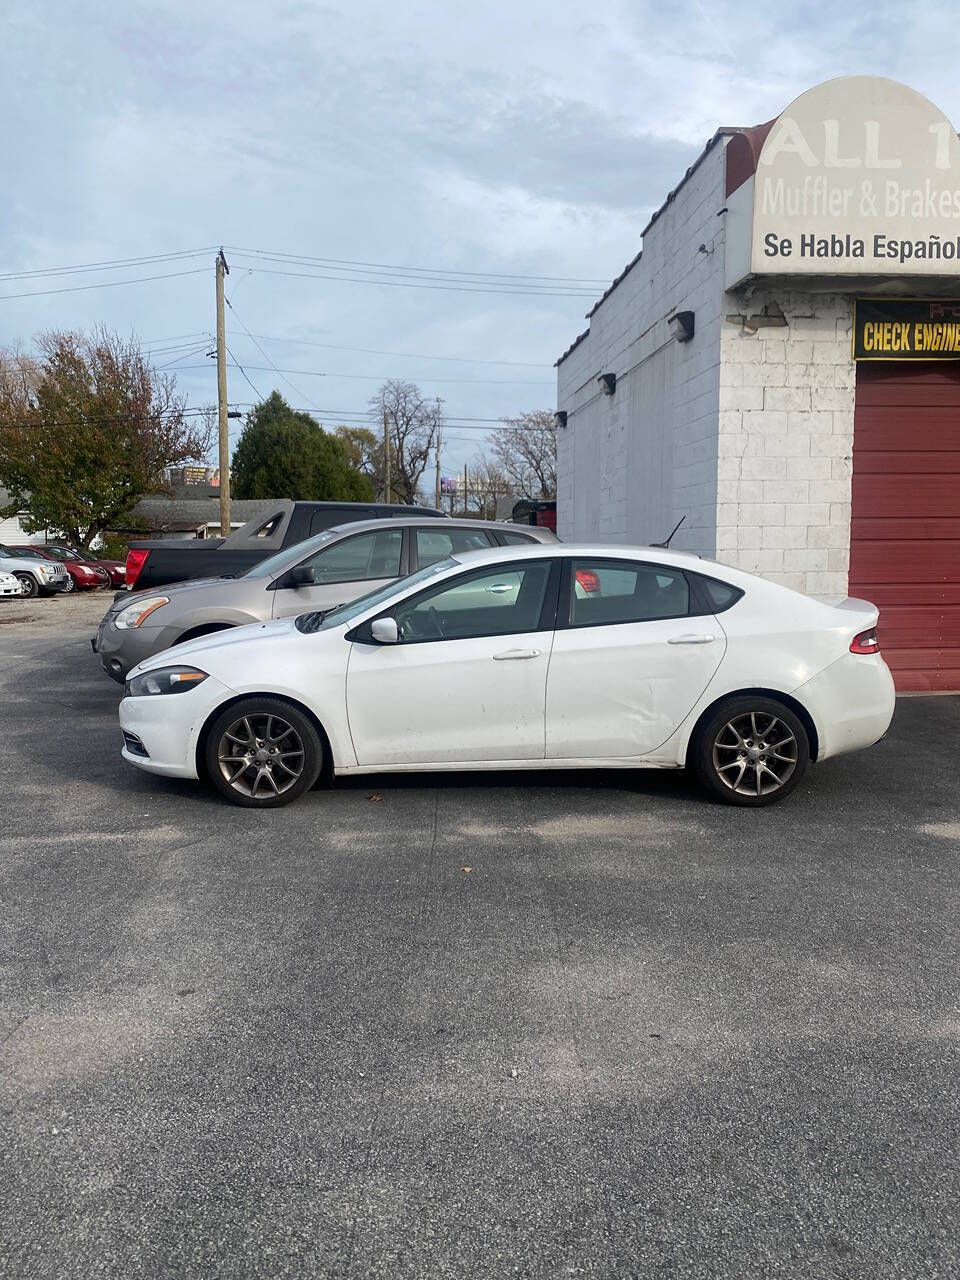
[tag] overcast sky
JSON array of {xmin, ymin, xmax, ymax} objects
[{"xmin": 2, "ymin": 1, "xmax": 959, "ymax": 475}]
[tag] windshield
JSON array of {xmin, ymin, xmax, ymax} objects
[
  {"xmin": 296, "ymin": 558, "xmax": 456, "ymax": 632},
  {"xmin": 242, "ymin": 529, "xmax": 338, "ymax": 580}
]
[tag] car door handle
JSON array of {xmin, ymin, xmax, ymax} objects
[
  {"xmin": 493, "ymin": 648, "xmax": 541, "ymax": 660},
  {"xmin": 485, "ymin": 584, "xmax": 513, "ymax": 594},
  {"xmin": 667, "ymin": 633, "xmax": 716, "ymax": 645}
]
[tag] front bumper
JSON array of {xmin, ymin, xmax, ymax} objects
[
  {"xmin": 119, "ymin": 674, "xmax": 235, "ymax": 778},
  {"xmin": 96, "ymin": 619, "xmax": 174, "ymax": 682}
]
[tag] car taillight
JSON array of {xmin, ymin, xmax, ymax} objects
[
  {"xmin": 850, "ymin": 626, "xmax": 880, "ymax": 655},
  {"xmin": 126, "ymin": 548, "xmax": 149, "ymax": 587},
  {"xmin": 575, "ymin": 568, "xmax": 600, "ymax": 593}
]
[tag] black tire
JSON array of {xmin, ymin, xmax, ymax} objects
[
  {"xmin": 61, "ymin": 574, "xmax": 76, "ymax": 593},
  {"xmin": 204, "ymin": 697, "xmax": 323, "ymax": 809},
  {"xmin": 14, "ymin": 573, "xmax": 38, "ymax": 599},
  {"xmin": 691, "ymin": 695, "xmax": 809, "ymax": 808}
]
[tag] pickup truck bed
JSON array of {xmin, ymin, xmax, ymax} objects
[{"xmin": 125, "ymin": 500, "xmax": 445, "ymax": 591}]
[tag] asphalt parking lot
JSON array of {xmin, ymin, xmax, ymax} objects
[{"xmin": 1, "ymin": 598, "xmax": 958, "ymax": 1279}]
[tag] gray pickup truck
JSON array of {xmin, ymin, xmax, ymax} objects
[{"xmin": 124, "ymin": 500, "xmax": 445, "ymax": 592}]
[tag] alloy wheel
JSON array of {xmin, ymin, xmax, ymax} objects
[
  {"xmin": 712, "ymin": 710, "xmax": 799, "ymax": 798},
  {"xmin": 216, "ymin": 712, "xmax": 306, "ymax": 799},
  {"xmin": 62, "ymin": 575, "xmax": 75, "ymax": 593}
]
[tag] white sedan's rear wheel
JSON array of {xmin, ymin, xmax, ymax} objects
[{"xmin": 692, "ymin": 696, "xmax": 809, "ymax": 807}]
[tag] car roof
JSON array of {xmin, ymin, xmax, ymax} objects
[
  {"xmin": 323, "ymin": 516, "xmax": 556, "ymax": 538},
  {"xmin": 447, "ymin": 542, "xmax": 709, "ymax": 568}
]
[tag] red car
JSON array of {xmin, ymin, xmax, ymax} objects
[{"xmin": 21, "ymin": 545, "xmax": 115, "ymax": 591}]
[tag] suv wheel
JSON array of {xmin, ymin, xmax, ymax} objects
[
  {"xmin": 204, "ymin": 697, "xmax": 323, "ymax": 808},
  {"xmin": 61, "ymin": 574, "xmax": 76, "ymax": 593},
  {"xmin": 691, "ymin": 696, "xmax": 809, "ymax": 807},
  {"xmin": 14, "ymin": 573, "xmax": 38, "ymax": 599}
]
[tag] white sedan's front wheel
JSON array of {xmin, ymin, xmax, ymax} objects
[
  {"xmin": 692, "ymin": 696, "xmax": 809, "ymax": 807},
  {"xmin": 204, "ymin": 698, "xmax": 323, "ymax": 808}
]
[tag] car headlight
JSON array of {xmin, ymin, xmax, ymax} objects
[
  {"xmin": 125, "ymin": 666, "xmax": 208, "ymax": 697},
  {"xmin": 115, "ymin": 596, "xmax": 169, "ymax": 629}
]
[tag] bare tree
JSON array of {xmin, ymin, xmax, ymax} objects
[
  {"xmin": 470, "ymin": 455, "xmax": 515, "ymax": 519},
  {"xmin": 368, "ymin": 380, "xmax": 442, "ymax": 503},
  {"xmin": 489, "ymin": 409, "xmax": 557, "ymax": 499}
]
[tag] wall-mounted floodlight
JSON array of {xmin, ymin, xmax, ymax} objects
[
  {"xmin": 597, "ymin": 373, "xmax": 617, "ymax": 395},
  {"xmin": 668, "ymin": 311, "xmax": 695, "ymax": 343},
  {"xmin": 554, "ymin": 410, "xmax": 568, "ymax": 429}
]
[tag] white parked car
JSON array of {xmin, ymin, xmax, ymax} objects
[
  {"xmin": 0, "ymin": 570, "xmax": 23, "ymax": 598},
  {"xmin": 118, "ymin": 544, "xmax": 895, "ymax": 809}
]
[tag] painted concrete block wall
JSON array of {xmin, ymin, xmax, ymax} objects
[
  {"xmin": 715, "ymin": 290, "xmax": 855, "ymax": 596},
  {"xmin": 556, "ymin": 142, "xmax": 728, "ymax": 555}
]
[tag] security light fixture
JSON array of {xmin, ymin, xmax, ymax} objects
[
  {"xmin": 597, "ymin": 373, "xmax": 617, "ymax": 396},
  {"xmin": 668, "ymin": 311, "xmax": 695, "ymax": 343},
  {"xmin": 554, "ymin": 410, "xmax": 568, "ymax": 429}
]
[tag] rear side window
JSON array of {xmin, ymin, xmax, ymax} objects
[
  {"xmin": 498, "ymin": 531, "xmax": 536, "ymax": 546},
  {"xmin": 309, "ymin": 508, "xmax": 376, "ymax": 536},
  {"xmin": 566, "ymin": 559, "xmax": 690, "ymax": 627},
  {"xmin": 689, "ymin": 572, "xmax": 744, "ymax": 614},
  {"xmin": 301, "ymin": 529, "xmax": 402, "ymax": 582},
  {"xmin": 416, "ymin": 528, "xmax": 494, "ymax": 567},
  {"xmin": 252, "ymin": 513, "xmax": 285, "ymax": 538}
]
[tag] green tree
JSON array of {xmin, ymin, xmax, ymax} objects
[
  {"xmin": 0, "ymin": 329, "xmax": 213, "ymax": 549},
  {"xmin": 232, "ymin": 393, "xmax": 374, "ymax": 501}
]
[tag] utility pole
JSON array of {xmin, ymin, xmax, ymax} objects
[
  {"xmin": 382, "ymin": 407, "xmax": 391, "ymax": 502},
  {"xmin": 215, "ymin": 249, "xmax": 231, "ymax": 537},
  {"xmin": 463, "ymin": 463, "xmax": 468, "ymax": 516},
  {"xmin": 434, "ymin": 424, "xmax": 442, "ymax": 509}
]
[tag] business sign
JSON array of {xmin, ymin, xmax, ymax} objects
[
  {"xmin": 440, "ymin": 474, "xmax": 459, "ymax": 494},
  {"xmin": 853, "ymin": 298, "xmax": 960, "ymax": 360},
  {"xmin": 749, "ymin": 77, "xmax": 960, "ymax": 277}
]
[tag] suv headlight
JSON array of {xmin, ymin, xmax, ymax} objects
[
  {"xmin": 115, "ymin": 596, "xmax": 169, "ymax": 629},
  {"xmin": 125, "ymin": 666, "xmax": 208, "ymax": 696}
]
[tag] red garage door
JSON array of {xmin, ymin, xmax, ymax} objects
[{"xmin": 850, "ymin": 363, "xmax": 960, "ymax": 691}]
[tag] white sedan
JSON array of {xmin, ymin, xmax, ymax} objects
[
  {"xmin": 0, "ymin": 571, "xmax": 23, "ymax": 597},
  {"xmin": 118, "ymin": 544, "xmax": 895, "ymax": 809}
]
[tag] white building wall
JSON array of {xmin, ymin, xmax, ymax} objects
[
  {"xmin": 556, "ymin": 140, "xmax": 728, "ymax": 555},
  {"xmin": 715, "ymin": 290, "xmax": 855, "ymax": 596}
]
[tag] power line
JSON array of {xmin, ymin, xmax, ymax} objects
[
  {"xmin": 175, "ymin": 361, "xmax": 552, "ymax": 386},
  {"xmin": 0, "ymin": 406, "xmax": 212, "ymax": 431},
  {"xmin": 0, "ymin": 247, "xmax": 217, "ymax": 283},
  {"xmin": 224, "ymin": 344, "xmax": 266, "ymax": 403},
  {"xmin": 226, "ymin": 330, "xmax": 551, "ymax": 369},
  {"xmin": 235, "ymin": 264, "xmax": 596, "ymax": 299},
  {"xmin": 224, "ymin": 298, "xmax": 322, "ymax": 411},
  {"xmin": 225, "ymin": 402, "xmax": 551, "ymax": 427},
  {"xmin": 224, "ymin": 244, "xmax": 608, "ymax": 286},
  {"xmin": 0, "ymin": 267, "xmax": 208, "ymax": 303}
]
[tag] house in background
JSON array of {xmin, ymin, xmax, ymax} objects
[{"xmin": 0, "ymin": 487, "xmax": 55, "ymax": 543}]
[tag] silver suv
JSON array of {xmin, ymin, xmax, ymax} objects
[
  {"xmin": 0, "ymin": 545, "xmax": 67, "ymax": 597},
  {"xmin": 94, "ymin": 517, "xmax": 557, "ymax": 681}
]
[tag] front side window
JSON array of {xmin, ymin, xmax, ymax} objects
[
  {"xmin": 394, "ymin": 561, "xmax": 551, "ymax": 642},
  {"xmin": 567, "ymin": 560, "xmax": 689, "ymax": 627},
  {"xmin": 416, "ymin": 527, "xmax": 493, "ymax": 567},
  {"xmin": 301, "ymin": 528, "xmax": 402, "ymax": 583}
]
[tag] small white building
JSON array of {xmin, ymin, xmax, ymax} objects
[{"xmin": 556, "ymin": 76, "xmax": 960, "ymax": 691}]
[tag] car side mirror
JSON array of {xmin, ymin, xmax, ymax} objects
[
  {"xmin": 280, "ymin": 565, "xmax": 317, "ymax": 588},
  {"xmin": 370, "ymin": 617, "xmax": 399, "ymax": 644}
]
